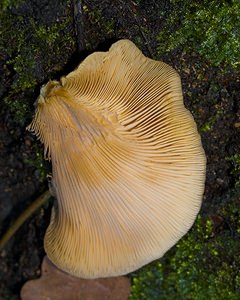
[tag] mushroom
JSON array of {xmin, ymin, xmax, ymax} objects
[{"xmin": 28, "ymin": 39, "xmax": 206, "ymax": 278}]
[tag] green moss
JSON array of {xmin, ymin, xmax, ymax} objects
[
  {"xmin": 4, "ymin": 94, "xmax": 30, "ymax": 125},
  {"xmin": 225, "ymin": 154, "xmax": 240, "ymax": 187},
  {"xmin": 0, "ymin": 3, "xmax": 75, "ymax": 124},
  {"xmin": 82, "ymin": 4, "xmax": 115, "ymax": 48},
  {"xmin": 84, "ymin": 5, "xmax": 115, "ymax": 35},
  {"xmin": 0, "ymin": 0, "xmax": 24, "ymax": 10},
  {"xmin": 157, "ymin": 0, "xmax": 240, "ymax": 68},
  {"xmin": 200, "ymin": 109, "xmax": 223, "ymax": 133},
  {"xmin": 130, "ymin": 210, "xmax": 240, "ymax": 299},
  {"xmin": 0, "ymin": 1, "xmax": 75, "ymax": 180},
  {"xmin": 24, "ymin": 144, "xmax": 48, "ymax": 183}
]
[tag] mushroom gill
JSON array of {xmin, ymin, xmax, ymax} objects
[{"xmin": 28, "ymin": 39, "xmax": 206, "ymax": 278}]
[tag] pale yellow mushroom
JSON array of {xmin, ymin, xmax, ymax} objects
[{"xmin": 28, "ymin": 39, "xmax": 206, "ymax": 278}]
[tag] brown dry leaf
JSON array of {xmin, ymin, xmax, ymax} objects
[{"xmin": 21, "ymin": 256, "xmax": 131, "ymax": 300}]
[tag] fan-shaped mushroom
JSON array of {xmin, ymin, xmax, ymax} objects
[{"xmin": 28, "ymin": 40, "xmax": 206, "ymax": 278}]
